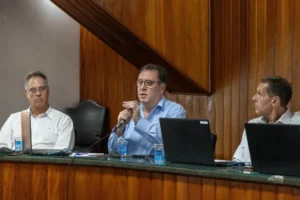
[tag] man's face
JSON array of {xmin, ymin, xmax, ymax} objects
[
  {"xmin": 252, "ymin": 83, "xmax": 274, "ymax": 116},
  {"xmin": 25, "ymin": 76, "xmax": 49, "ymax": 109},
  {"xmin": 137, "ymin": 70, "xmax": 165, "ymax": 105}
]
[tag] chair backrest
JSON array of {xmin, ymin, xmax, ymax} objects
[{"xmin": 66, "ymin": 100, "xmax": 107, "ymax": 151}]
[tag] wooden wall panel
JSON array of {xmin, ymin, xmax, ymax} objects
[
  {"xmin": 101, "ymin": 0, "xmax": 210, "ymax": 90},
  {"xmin": 291, "ymin": 0, "xmax": 300, "ymax": 112},
  {"xmin": 1, "ymin": 162, "xmax": 300, "ymax": 200},
  {"xmin": 81, "ymin": 0, "xmax": 300, "ymax": 160}
]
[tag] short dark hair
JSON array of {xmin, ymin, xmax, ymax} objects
[
  {"xmin": 140, "ymin": 63, "xmax": 168, "ymax": 84},
  {"xmin": 261, "ymin": 76, "xmax": 292, "ymax": 107},
  {"xmin": 24, "ymin": 71, "xmax": 48, "ymax": 90}
]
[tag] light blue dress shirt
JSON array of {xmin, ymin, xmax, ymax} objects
[{"xmin": 108, "ymin": 96, "xmax": 186, "ymax": 155}]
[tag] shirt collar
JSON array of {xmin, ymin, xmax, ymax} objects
[
  {"xmin": 27, "ymin": 106, "xmax": 53, "ymax": 119},
  {"xmin": 140, "ymin": 96, "xmax": 166, "ymax": 112},
  {"xmin": 156, "ymin": 96, "xmax": 166, "ymax": 111},
  {"xmin": 260, "ymin": 109, "xmax": 293, "ymax": 124}
]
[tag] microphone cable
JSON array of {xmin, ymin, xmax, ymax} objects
[{"xmin": 66, "ymin": 132, "xmax": 111, "ymax": 200}]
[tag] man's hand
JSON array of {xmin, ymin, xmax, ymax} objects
[
  {"xmin": 117, "ymin": 109, "xmax": 133, "ymax": 125},
  {"xmin": 123, "ymin": 101, "xmax": 140, "ymax": 124},
  {"xmin": 116, "ymin": 109, "xmax": 133, "ymax": 136}
]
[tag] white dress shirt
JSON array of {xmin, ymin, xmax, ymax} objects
[
  {"xmin": 0, "ymin": 107, "xmax": 75, "ymax": 150},
  {"xmin": 232, "ymin": 109, "xmax": 300, "ymax": 163}
]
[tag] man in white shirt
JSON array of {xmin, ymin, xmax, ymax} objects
[
  {"xmin": 0, "ymin": 71, "xmax": 75, "ymax": 150},
  {"xmin": 233, "ymin": 76, "xmax": 300, "ymax": 163}
]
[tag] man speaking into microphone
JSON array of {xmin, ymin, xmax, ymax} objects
[{"xmin": 108, "ymin": 64, "xmax": 185, "ymax": 155}]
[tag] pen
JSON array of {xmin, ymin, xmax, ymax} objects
[
  {"xmin": 75, "ymin": 153, "xmax": 104, "ymax": 156},
  {"xmin": 76, "ymin": 153, "xmax": 88, "ymax": 156}
]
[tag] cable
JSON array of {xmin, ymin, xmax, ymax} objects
[
  {"xmin": 65, "ymin": 132, "xmax": 111, "ymax": 200},
  {"xmin": 88, "ymin": 132, "xmax": 110, "ymax": 149}
]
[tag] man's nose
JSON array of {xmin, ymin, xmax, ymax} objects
[
  {"xmin": 36, "ymin": 90, "xmax": 42, "ymax": 96},
  {"xmin": 140, "ymin": 83, "xmax": 147, "ymax": 89}
]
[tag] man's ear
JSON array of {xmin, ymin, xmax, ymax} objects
[
  {"xmin": 271, "ymin": 96, "xmax": 280, "ymax": 105},
  {"xmin": 160, "ymin": 84, "xmax": 166, "ymax": 94}
]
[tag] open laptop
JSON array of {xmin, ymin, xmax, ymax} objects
[
  {"xmin": 20, "ymin": 112, "xmax": 71, "ymax": 156},
  {"xmin": 245, "ymin": 123, "xmax": 300, "ymax": 176},
  {"xmin": 160, "ymin": 118, "xmax": 242, "ymax": 166}
]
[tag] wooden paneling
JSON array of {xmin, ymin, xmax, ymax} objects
[
  {"xmin": 102, "ymin": 0, "xmax": 210, "ymax": 91},
  {"xmin": 0, "ymin": 162, "xmax": 300, "ymax": 200},
  {"xmin": 80, "ymin": 0, "xmax": 300, "ymax": 159},
  {"xmin": 51, "ymin": 0, "xmax": 209, "ymax": 94},
  {"xmin": 3, "ymin": 163, "xmax": 16, "ymax": 200}
]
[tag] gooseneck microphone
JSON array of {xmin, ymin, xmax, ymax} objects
[{"xmin": 114, "ymin": 100, "xmax": 139, "ymax": 130}]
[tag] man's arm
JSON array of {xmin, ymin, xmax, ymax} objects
[
  {"xmin": 108, "ymin": 109, "xmax": 132, "ymax": 152},
  {"xmin": 232, "ymin": 129, "xmax": 251, "ymax": 162},
  {"xmin": 134, "ymin": 105, "xmax": 185, "ymax": 144},
  {"xmin": 0, "ymin": 115, "xmax": 14, "ymax": 148},
  {"xmin": 108, "ymin": 131, "xmax": 118, "ymax": 152},
  {"xmin": 53, "ymin": 117, "xmax": 75, "ymax": 149}
]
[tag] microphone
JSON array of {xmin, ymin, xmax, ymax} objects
[
  {"xmin": 115, "ymin": 120, "xmax": 125, "ymax": 129},
  {"xmin": 114, "ymin": 101, "xmax": 138, "ymax": 130}
]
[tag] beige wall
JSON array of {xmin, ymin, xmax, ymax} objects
[{"xmin": 0, "ymin": 0, "xmax": 79, "ymax": 126}]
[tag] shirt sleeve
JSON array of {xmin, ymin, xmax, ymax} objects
[
  {"xmin": 134, "ymin": 105, "xmax": 186, "ymax": 144},
  {"xmin": 232, "ymin": 129, "xmax": 251, "ymax": 163},
  {"xmin": 53, "ymin": 116, "xmax": 75, "ymax": 150},
  {"xmin": 0, "ymin": 115, "xmax": 14, "ymax": 148},
  {"xmin": 108, "ymin": 131, "xmax": 119, "ymax": 152}
]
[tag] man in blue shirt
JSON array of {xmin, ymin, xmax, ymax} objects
[{"xmin": 108, "ymin": 64, "xmax": 186, "ymax": 155}]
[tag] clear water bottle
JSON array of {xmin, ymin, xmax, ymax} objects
[
  {"xmin": 14, "ymin": 137, "xmax": 23, "ymax": 151},
  {"xmin": 154, "ymin": 144, "xmax": 165, "ymax": 165},
  {"xmin": 117, "ymin": 137, "xmax": 128, "ymax": 156}
]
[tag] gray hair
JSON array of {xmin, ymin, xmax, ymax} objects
[{"xmin": 24, "ymin": 71, "xmax": 48, "ymax": 91}]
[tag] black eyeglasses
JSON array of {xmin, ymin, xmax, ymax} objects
[
  {"xmin": 136, "ymin": 80, "xmax": 160, "ymax": 88},
  {"xmin": 27, "ymin": 86, "xmax": 47, "ymax": 94}
]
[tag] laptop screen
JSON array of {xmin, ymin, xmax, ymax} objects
[
  {"xmin": 245, "ymin": 123, "xmax": 300, "ymax": 176},
  {"xmin": 160, "ymin": 118, "xmax": 215, "ymax": 166}
]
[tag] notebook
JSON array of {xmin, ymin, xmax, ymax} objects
[
  {"xmin": 245, "ymin": 123, "xmax": 300, "ymax": 176},
  {"xmin": 160, "ymin": 118, "xmax": 243, "ymax": 166}
]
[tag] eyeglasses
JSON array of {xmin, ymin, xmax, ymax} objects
[
  {"xmin": 27, "ymin": 86, "xmax": 47, "ymax": 94},
  {"xmin": 136, "ymin": 80, "xmax": 160, "ymax": 88}
]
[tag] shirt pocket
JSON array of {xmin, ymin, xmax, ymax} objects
[
  {"xmin": 50, "ymin": 127, "xmax": 58, "ymax": 136},
  {"xmin": 42, "ymin": 126, "xmax": 58, "ymax": 141}
]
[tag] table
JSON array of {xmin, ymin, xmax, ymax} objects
[{"xmin": 0, "ymin": 154, "xmax": 300, "ymax": 200}]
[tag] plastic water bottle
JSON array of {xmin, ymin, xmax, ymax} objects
[
  {"xmin": 117, "ymin": 137, "xmax": 128, "ymax": 156},
  {"xmin": 154, "ymin": 144, "xmax": 165, "ymax": 165},
  {"xmin": 14, "ymin": 137, "xmax": 23, "ymax": 151}
]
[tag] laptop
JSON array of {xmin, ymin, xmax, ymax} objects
[
  {"xmin": 20, "ymin": 111, "xmax": 71, "ymax": 156},
  {"xmin": 160, "ymin": 118, "xmax": 242, "ymax": 166},
  {"xmin": 245, "ymin": 123, "xmax": 300, "ymax": 176}
]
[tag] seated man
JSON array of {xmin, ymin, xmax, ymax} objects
[
  {"xmin": 108, "ymin": 64, "xmax": 186, "ymax": 155},
  {"xmin": 233, "ymin": 76, "xmax": 300, "ymax": 163},
  {"xmin": 0, "ymin": 71, "xmax": 75, "ymax": 150}
]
